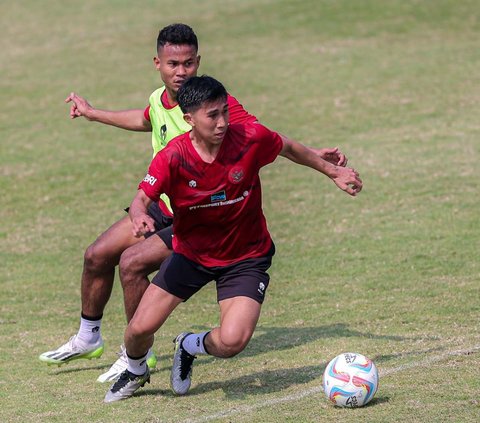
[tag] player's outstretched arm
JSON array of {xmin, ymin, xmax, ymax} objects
[
  {"xmin": 278, "ymin": 134, "xmax": 348, "ymax": 167},
  {"xmin": 129, "ymin": 190, "xmax": 156, "ymax": 237},
  {"xmin": 65, "ymin": 92, "xmax": 152, "ymax": 132},
  {"xmin": 279, "ymin": 138, "xmax": 362, "ymax": 196}
]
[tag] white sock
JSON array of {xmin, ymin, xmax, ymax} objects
[
  {"xmin": 181, "ymin": 332, "xmax": 210, "ymax": 356},
  {"xmin": 127, "ymin": 352, "xmax": 148, "ymax": 376},
  {"xmin": 76, "ymin": 316, "xmax": 102, "ymax": 346}
]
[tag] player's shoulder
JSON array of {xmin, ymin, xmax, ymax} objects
[
  {"xmin": 148, "ymin": 86, "xmax": 167, "ymax": 103},
  {"xmin": 226, "ymin": 92, "xmax": 238, "ymax": 104},
  {"xmin": 160, "ymin": 131, "xmax": 190, "ymax": 155},
  {"xmin": 227, "ymin": 122, "xmax": 272, "ymax": 144},
  {"xmin": 230, "ymin": 121, "xmax": 269, "ymax": 134},
  {"xmin": 150, "ymin": 86, "xmax": 166, "ymax": 97}
]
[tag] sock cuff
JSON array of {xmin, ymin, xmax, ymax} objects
[
  {"xmin": 202, "ymin": 331, "xmax": 211, "ymax": 355},
  {"xmin": 126, "ymin": 352, "xmax": 148, "ymax": 361},
  {"xmin": 81, "ymin": 312, "xmax": 103, "ymax": 321}
]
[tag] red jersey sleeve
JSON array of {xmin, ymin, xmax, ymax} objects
[
  {"xmin": 253, "ymin": 124, "xmax": 283, "ymax": 168},
  {"xmin": 143, "ymin": 105, "xmax": 151, "ymax": 122},
  {"xmin": 138, "ymin": 150, "xmax": 171, "ymax": 201},
  {"xmin": 227, "ymin": 94, "xmax": 257, "ymax": 125}
]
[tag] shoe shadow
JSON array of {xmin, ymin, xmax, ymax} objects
[
  {"xmin": 135, "ymin": 364, "xmax": 391, "ymax": 406},
  {"xmin": 136, "ymin": 363, "xmax": 325, "ymax": 400},
  {"xmin": 47, "ymin": 361, "xmax": 112, "ymax": 375}
]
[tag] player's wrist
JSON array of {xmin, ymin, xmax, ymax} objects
[
  {"xmin": 325, "ymin": 163, "xmax": 339, "ymax": 179},
  {"xmin": 83, "ymin": 107, "xmax": 98, "ymax": 121}
]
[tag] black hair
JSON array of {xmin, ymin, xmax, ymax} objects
[
  {"xmin": 157, "ymin": 23, "xmax": 198, "ymax": 52},
  {"xmin": 177, "ymin": 75, "xmax": 228, "ymax": 113}
]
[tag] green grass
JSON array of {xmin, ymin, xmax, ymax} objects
[{"xmin": 1, "ymin": 0, "xmax": 479, "ymax": 422}]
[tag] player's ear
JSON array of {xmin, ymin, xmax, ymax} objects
[
  {"xmin": 184, "ymin": 112, "xmax": 194, "ymax": 126},
  {"xmin": 196, "ymin": 55, "xmax": 201, "ymax": 67},
  {"xmin": 153, "ymin": 56, "xmax": 161, "ymax": 70}
]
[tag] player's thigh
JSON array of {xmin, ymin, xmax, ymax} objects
[
  {"xmin": 121, "ymin": 232, "xmax": 172, "ymax": 274},
  {"xmin": 218, "ymin": 296, "xmax": 262, "ymax": 345},
  {"xmin": 90, "ymin": 215, "xmax": 141, "ymax": 261},
  {"xmin": 129, "ymin": 284, "xmax": 183, "ymax": 336}
]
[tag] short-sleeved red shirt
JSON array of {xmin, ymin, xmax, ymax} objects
[{"xmin": 139, "ymin": 123, "xmax": 283, "ymax": 267}]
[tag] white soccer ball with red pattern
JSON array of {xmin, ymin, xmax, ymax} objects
[{"xmin": 323, "ymin": 352, "xmax": 379, "ymax": 407}]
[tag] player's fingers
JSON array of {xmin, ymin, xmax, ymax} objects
[
  {"xmin": 133, "ymin": 226, "xmax": 145, "ymax": 238},
  {"xmin": 344, "ymin": 185, "xmax": 356, "ymax": 196},
  {"xmin": 350, "ymin": 174, "xmax": 362, "ymax": 186},
  {"xmin": 352, "ymin": 176, "xmax": 363, "ymax": 193},
  {"xmin": 336, "ymin": 180, "xmax": 352, "ymax": 196},
  {"xmin": 65, "ymin": 92, "xmax": 76, "ymax": 103},
  {"xmin": 338, "ymin": 154, "xmax": 347, "ymax": 167}
]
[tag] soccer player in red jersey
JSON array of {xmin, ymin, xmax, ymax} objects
[
  {"xmin": 104, "ymin": 75, "xmax": 362, "ymax": 402},
  {"xmin": 39, "ymin": 24, "xmax": 350, "ymax": 384}
]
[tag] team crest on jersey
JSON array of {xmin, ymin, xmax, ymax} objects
[
  {"xmin": 160, "ymin": 124, "xmax": 167, "ymax": 141},
  {"xmin": 228, "ymin": 166, "xmax": 245, "ymax": 184}
]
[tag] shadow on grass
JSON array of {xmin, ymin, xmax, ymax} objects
[
  {"xmin": 50, "ymin": 323, "xmax": 438, "ymax": 380},
  {"xmin": 137, "ymin": 364, "xmax": 325, "ymax": 400},
  {"xmin": 244, "ymin": 324, "xmax": 410, "ymax": 358},
  {"xmin": 136, "ymin": 366, "xmax": 393, "ymax": 404},
  {"xmin": 152, "ymin": 323, "xmax": 419, "ymax": 367},
  {"xmin": 49, "ymin": 360, "xmax": 113, "ymax": 375}
]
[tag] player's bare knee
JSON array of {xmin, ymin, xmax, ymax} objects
[
  {"xmin": 126, "ymin": 320, "xmax": 153, "ymax": 341},
  {"xmin": 119, "ymin": 249, "xmax": 137, "ymax": 281},
  {"xmin": 220, "ymin": 342, "xmax": 246, "ymax": 358},
  {"xmin": 218, "ymin": 331, "xmax": 250, "ymax": 357},
  {"xmin": 83, "ymin": 241, "xmax": 107, "ymax": 272}
]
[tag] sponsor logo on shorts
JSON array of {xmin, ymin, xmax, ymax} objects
[
  {"xmin": 258, "ymin": 282, "xmax": 266, "ymax": 295},
  {"xmin": 143, "ymin": 174, "xmax": 157, "ymax": 186},
  {"xmin": 189, "ymin": 180, "xmax": 197, "ymax": 188}
]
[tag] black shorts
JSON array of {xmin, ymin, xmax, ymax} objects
[
  {"xmin": 152, "ymin": 242, "xmax": 275, "ymax": 304},
  {"xmin": 124, "ymin": 202, "xmax": 173, "ymax": 249}
]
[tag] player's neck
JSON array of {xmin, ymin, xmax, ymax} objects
[
  {"xmin": 190, "ymin": 133, "xmax": 222, "ymax": 164},
  {"xmin": 163, "ymin": 87, "xmax": 178, "ymax": 108}
]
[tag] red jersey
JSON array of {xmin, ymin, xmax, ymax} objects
[{"xmin": 139, "ymin": 123, "xmax": 283, "ymax": 267}]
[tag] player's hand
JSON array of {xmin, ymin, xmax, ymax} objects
[
  {"xmin": 65, "ymin": 92, "xmax": 94, "ymax": 120},
  {"xmin": 316, "ymin": 147, "xmax": 348, "ymax": 167},
  {"xmin": 131, "ymin": 214, "xmax": 156, "ymax": 238},
  {"xmin": 332, "ymin": 166, "xmax": 362, "ymax": 196}
]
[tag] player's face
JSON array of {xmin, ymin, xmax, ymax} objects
[
  {"xmin": 154, "ymin": 44, "xmax": 200, "ymax": 100},
  {"xmin": 187, "ymin": 99, "xmax": 229, "ymax": 146}
]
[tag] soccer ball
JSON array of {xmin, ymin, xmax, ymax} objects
[{"xmin": 323, "ymin": 352, "xmax": 379, "ymax": 408}]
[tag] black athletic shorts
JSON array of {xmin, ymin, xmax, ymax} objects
[
  {"xmin": 152, "ymin": 242, "xmax": 275, "ymax": 304},
  {"xmin": 124, "ymin": 202, "xmax": 173, "ymax": 249}
]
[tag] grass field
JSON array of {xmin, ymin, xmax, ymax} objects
[{"xmin": 1, "ymin": 0, "xmax": 479, "ymax": 421}]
